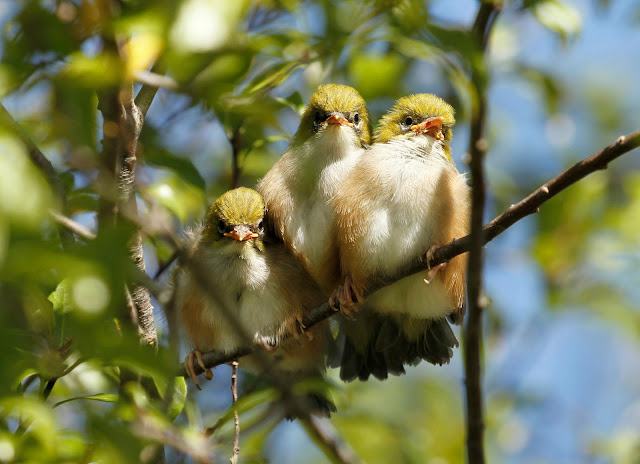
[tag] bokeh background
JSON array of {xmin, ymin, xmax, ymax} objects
[{"xmin": 1, "ymin": 0, "xmax": 639, "ymax": 463}]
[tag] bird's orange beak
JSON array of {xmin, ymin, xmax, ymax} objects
[
  {"xmin": 224, "ymin": 225, "xmax": 259, "ymax": 242},
  {"xmin": 326, "ymin": 113, "xmax": 353, "ymax": 127},
  {"xmin": 411, "ymin": 116, "xmax": 444, "ymax": 140}
]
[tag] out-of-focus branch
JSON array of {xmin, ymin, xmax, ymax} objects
[
  {"xmin": 229, "ymin": 125, "xmax": 243, "ymax": 189},
  {"xmin": 0, "ymin": 103, "xmax": 75, "ymax": 248},
  {"xmin": 134, "ymin": 63, "xmax": 171, "ymax": 117},
  {"xmin": 464, "ymin": 2, "xmax": 502, "ymax": 464},
  {"xmin": 178, "ymin": 127, "xmax": 640, "ymax": 375},
  {"xmin": 135, "ymin": 409, "xmax": 212, "ymax": 464},
  {"xmin": 49, "ymin": 210, "xmax": 96, "ymax": 240},
  {"xmin": 230, "ymin": 360, "xmax": 240, "ymax": 464},
  {"xmin": 97, "ymin": 31, "xmax": 157, "ymax": 348},
  {"xmin": 301, "ymin": 417, "xmax": 364, "ymax": 464}
]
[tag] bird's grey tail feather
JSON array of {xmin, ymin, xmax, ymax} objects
[
  {"xmin": 284, "ymin": 392, "xmax": 336, "ymax": 420},
  {"xmin": 335, "ymin": 316, "xmax": 459, "ymax": 382}
]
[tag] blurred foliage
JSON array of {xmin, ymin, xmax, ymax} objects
[{"xmin": 0, "ymin": 0, "xmax": 638, "ymax": 463}]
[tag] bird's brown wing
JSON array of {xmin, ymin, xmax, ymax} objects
[{"xmin": 429, "ymin": 167, "xmax": 470, "ymax": 324}]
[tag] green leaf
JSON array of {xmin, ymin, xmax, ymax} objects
[
  {"xmin": 245, "ymin": 60, "xmax": 305, "ymax": 95},
  {"xmin": 48, "ymin": 279, "xmax": 73, "ymax": 314},
  {"xmin": 146, "ymin": 174, "xmax": 206, "ymax": 223},
  {"xmin": 273, "ymin": 91, "xmax": 305, "ymax": 114},
  {"xmin": 53, "ymin": 393, "xmax": 119, "ymax": 408},
  {"xmin": 349, "ymin": 53, "xmax": 407, "ymax": 100},
  {"xmin": 532, "ymin": 0, "xmax": 582, "ymax": 42},
  {"xmin": 59, "ymin": 52, "xmax": 123, "ymax": 89},
  {"xmin": 152, "ymin": 376, "xmax": 188, "ymax": 421},
  {"xmin": 144, "ymin": 149, "xmax": 206, "ymax": 191}
]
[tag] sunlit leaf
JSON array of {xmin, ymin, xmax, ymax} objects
[
  {"xmin": 59, "ymin": 52, "xmax": 122, "ymax": 89},
  {"xmin": 0, "ymin": 134, "xmax": 53, "ymax": 231},
  {"xmin": 349, "ymin": 53, "xmax": 407, "ymax": 100},
  {"xmin": 146, "ymin": 174, "xmax": 206, "ymax": 223},
  {"xmin": 49, "ymin": 279, "xmax": 73, "ymax": 314},
  {"xmin": 532, "ymin": 0, "xmax": 582, "ymax": 42}
]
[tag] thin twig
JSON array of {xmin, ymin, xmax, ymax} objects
[
  {"xmin": 301, "ymin": 416, "xmax": 364, "ymax": 464},
  {"xmin": 230, "ymin": 360, "xmax": 240, "ymax": 464},
  {"xmin": 154, "ymin": 250, "xmax": 179, "ymax": 280},
  {"xmin": 134, "ymin": 409, "xmax": 212, "ymax": 464},
  {"xmin": 229, "ymin": 125, "xmax": 243, "ymax": 189},
  {"xmin": 134, "ymin": 70, "xmax": 179, "ymax": 92},
  {"xmin": 464, "ymin": 3, "xmax": 502, "ymax": 464},
  {"xmin": 49, "ymin": 210, "xmax": 96, "ymax": 240},
  {"xmin": 135, "ymin": 62, "xmax": 170, "ymax": 117},
  {"xmin": 179, "ymin": 128, "xmax": 640, "ymax": 376}
]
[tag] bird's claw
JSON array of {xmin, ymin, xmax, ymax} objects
[
  {"xmin": 329, "ymin": 276, "xmax": 364, "ymax": 320},
  {"xmin": 424, "ymin": 245, "xmax": 441, "ymax": 271},
  {"xmin": 424, "ymin": 263, "xmax": 446, "ymax": 285},
  {"xmin": 184, "ymin": 349, "xmax": 213, "ymax": 390},
  {"xmin": 291, "ymin": 315, "xmax": 313, "ymax": 342},
  {"xmin": 256, "ymin": 335, "xmax": 278, "ymax": 352}
]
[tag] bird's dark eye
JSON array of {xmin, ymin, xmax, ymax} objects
[
  {"xmin": 314, "ymin": 111, "xmax": 325, "ymax": 124},
  {"xmin": 257, "ymin": 219, "xmax": 264, "ymax": 231},
  {"xmin": 218, "ymin": 219, "xmax": 227, "ymax": 233},
  {"xmin": 404, "ymin": 116, "xmax": 414, "ymax": 126},
  {"xmin": 353, "ymin": 113, "xmax": 360, "ymax": 124}
]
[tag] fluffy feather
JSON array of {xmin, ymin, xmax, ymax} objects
[
  {"xmin": 175, "ymin": 188, "xmax": 334, "ymax": 416},
  {"xmin": 257, "ymin": 84, "xmax": 371, "ymax": 293},
  {"xmin": 332, "ymin": 94, "xmax": 470, "ymax": 381}
]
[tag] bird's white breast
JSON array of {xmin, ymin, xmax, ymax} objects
[
  {"xmin": 184, "ymin": 240, "xmax": 288, "ymax": 353},
  {"xmin": 359, "ymin": 137, "xmax": 451, "ymax": 274},
  {"xmin": 285, "ymin": 127, "xmax": 363, "ymax": 281},
  {"xmin": 350, "ymin": 136, "xmax": 464, "ymax": 319}
]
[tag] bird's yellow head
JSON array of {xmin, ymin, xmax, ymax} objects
[
  {"xmin": 375, "ymin": 94, "xmax": 455, "ymax": 159},
  {"xmin": 203, "ymin": 187, "xmax": 265, "ymax": 247},
  {"xmin": 294, "ymin": 84, "xmax": 371, "ymax": 147}
]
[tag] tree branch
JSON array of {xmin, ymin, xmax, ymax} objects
[
  {"xmin": 229, "ymin": 360, "xmax": 240, "ymax": 464},
  {"xmin": 49, "ymin": 210, "xmax": 96, "ymax": 240},
  {"xmin": 97, "ymin": 32, "xmax": 157, "ymax": 347},
  {"xmin": 464, "ymin": 3, "xmax": 501, "ymax": 464},
  {"xmin": 301, "ymin": 417, "xmax": 364, "ymax": 464},
  {"xmin": 134, "ymin": 62, "xmax": 170, "ymax": 117},
  {"xmin": 179, "ymin": 127, "xmax": 640, "ymax": 376}
]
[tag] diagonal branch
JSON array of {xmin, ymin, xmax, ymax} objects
[
  {"xmin": 179, "ymin": 128, "xmax": 640, "ymax": 376},
  {"xmin": 135, "ymin": 62, "xmax": 170, "ymax": 117},
  {"xmin": 301, "ymin": 417, "xmax": 364, "ymax": 464}
]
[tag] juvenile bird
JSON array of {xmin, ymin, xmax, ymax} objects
[
  {"xmin": 257, "ymin": 84, "xmax": 371, "ymax": 293},
  {"xmin": 174, "ymin": 187, "xmax": 335, "ymax": 417},
  {"xmin": 330, "ymin": 94, "xmax": 470, "ymax": 381}
]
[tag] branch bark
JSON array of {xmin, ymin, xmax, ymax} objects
[
  {"xmin": 97, "ymin": 31, "xmax": 157, "ymax": 347},
  {"xmin": 230, "ymin": 360, "xmax": 240, "ymax": 464},
  {"xmin": 301, "ymin": 417, "xmax": 364, "ymax": 464},
  {"xmin": 178, "ymin": 127, "xmax": 640, "ymax": 376},
  {"xmin": 464, "ymin": 3, "xmax": 501, "ymax": 464}
]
